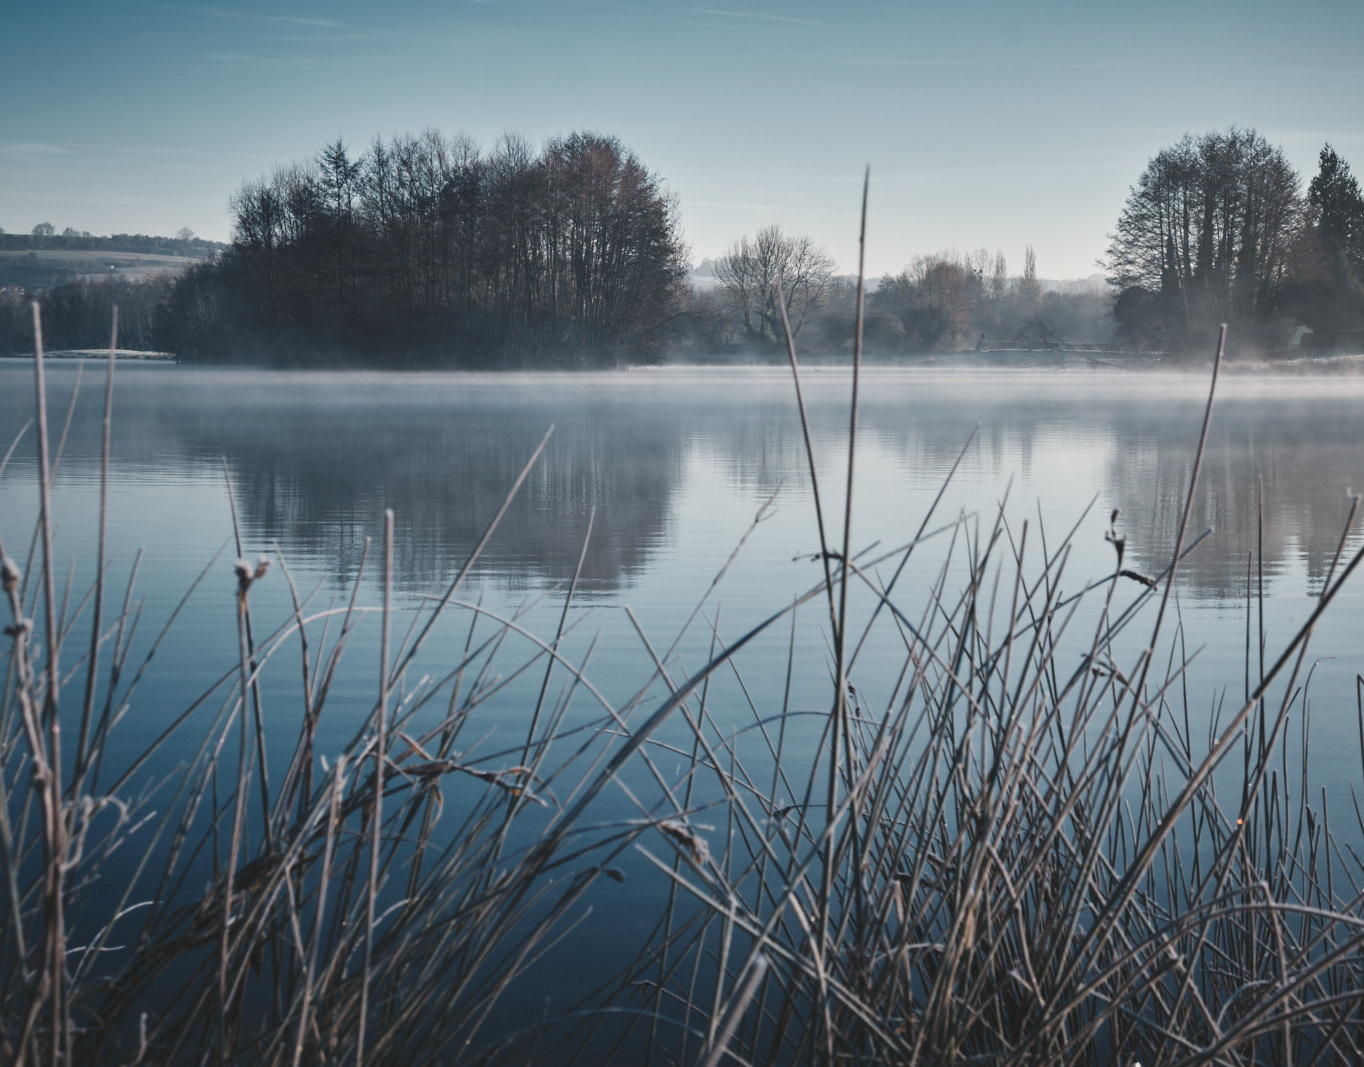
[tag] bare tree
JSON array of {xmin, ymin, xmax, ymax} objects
[
  {"xmin": 989, "ymin": 250, "xmax": 1008, "ymax": 302},
  {"xmin": 872, "ymin": 251, "xmax": 983, "ymax": 351},
  {"xmin": 714, "ymin": 225, "xmax": 836, "ymax": 345}
]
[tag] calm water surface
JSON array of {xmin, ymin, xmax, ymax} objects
[
  {"xmin": 3, "ymin": 359, "xmax": 1364, "ymax": 1031},
  {"xmin": 4, "ymin": 360, "xmax": 1364, "ymax": 762}
]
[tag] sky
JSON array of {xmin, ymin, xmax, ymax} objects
[{"xmin": 4, "ymin": 0, "xmax": 1363, "ymax": 280}]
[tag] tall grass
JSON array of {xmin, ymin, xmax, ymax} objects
[
  {"xmin": 5, "ymin": 197, "xmax": 1364, "ymax": 1065},
  {"xmin": 583, "ymin": 206, "xmax": 1364, "ymax": 1063},
  {"xmin": 0, "ymin": 312, "xmax": 696, "ymax": 1064}
]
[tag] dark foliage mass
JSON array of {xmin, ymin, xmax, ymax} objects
[
  {"xmin": 1, "ymin": 277, "xmax": 173, "ymax": 353},
  {"xmin": 156, "ymin": 131, "xmax": 689, "ymax": 368},
  {"xmin": 1286, "ymin": 144, "xmax": 1364, "ymax": 348},
  {"xmin": 1106, "ymin": 128, "xmax": 1364, "ymax": 353}
]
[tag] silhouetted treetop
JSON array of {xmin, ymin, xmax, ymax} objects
[
  {"xmin": 1283, "ymin": 144, "xmax": 1364, "ymax": 347},
  {"xmin": 1105, "ymin": 128, "xmax": 1303, "ymax": 350},
  {"xmin": 1309, "ymin": 144, "xmax": 1364, "ymax": 279},
  {"xmin": 159, "ymin": 129, "xmax": 688, "ymax": 368}
]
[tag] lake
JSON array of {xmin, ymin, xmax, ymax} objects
[
  {"xmin": 3, "ymin": 357, "xmax": 1364, "ymax": 1057},
  {"xmin": 5, "ymin": 360, "xmax": 1362, "ymax": 717}
]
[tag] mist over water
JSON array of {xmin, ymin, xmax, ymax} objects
[{"xmin": 7, "ymin": 365, "xmax": 1362, "ymax": 588}]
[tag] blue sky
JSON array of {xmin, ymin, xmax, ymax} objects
[{"xmin": 4, "ymin": 0, "xmax": 1362, "ymax": 278}]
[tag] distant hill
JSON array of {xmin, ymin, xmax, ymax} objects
[{"xmin": 0, "ymin": 232, "xmax": 227, "ymax": 291}]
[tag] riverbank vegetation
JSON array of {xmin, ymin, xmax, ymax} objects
[
  {"xmin": 677, "ymin": 237, "xmax": 1114, "ymax": 360},
  {"xmin": 1, "ymin": 277, "xmax": 171, "ymax": 353}
]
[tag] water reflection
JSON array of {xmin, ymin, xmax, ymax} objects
[
  {"xmin": 203, "ymin": 408, "xmax": 683, "ymax": 593},
  {"xmin": 707, "ymin": 380, "xmax": 1364, "ymax": 601},
  {"xmin": 1097, "ymin": 397, "xmax": 1364, "ymax": 597},
  {"xmin": 2, "ymin": 365, "xmax": 1362, "ymax": 601}
]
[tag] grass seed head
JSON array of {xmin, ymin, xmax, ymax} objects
[
  {"xmin": 658, "ymin": 819, "xmax": 711, "ymax": 868},
  {"xmin": 0, "ymin": 556, "xmax": 19, "ymax": 593}
]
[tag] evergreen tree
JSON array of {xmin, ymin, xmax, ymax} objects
[
  {"xmin": 1309, "ymin": 145, "xmax": 1364, "ymax": 279},
  {"xmin": 1289, "ymin": 144, "xmax": 1364, "ymax": 345}
]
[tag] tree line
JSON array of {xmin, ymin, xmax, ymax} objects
[
  {"xmin": 0, "ymin": 277, "xmax": 171, "ymax": 353},
  {"xmin": 681, "ymin": 237, "xmax": 1110, "ymax": 359},
  {"xmin": 0, "ymin": 229, "xmax": 222, "ymax": 256},
  {"xmin": 155, "ymin": 130, "xmax": 688, "ymax": 367},
  {"xmin": 6, "ymin": 126, "xmax": 1362, "ymax": 364}
]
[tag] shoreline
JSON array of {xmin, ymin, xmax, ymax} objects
[{"xmin": 4, "ymin": 348, "xmax": 1363, "ymax": 374}]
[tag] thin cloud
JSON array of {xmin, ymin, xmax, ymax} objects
[
  {"xmin": 854, "ymin": 56, "xmax": 1129, "ymax": 72},
  {"xmin": 119, "ymin": 2, "xmax": 351, "ymax": 31},
  {"xmin": 854, "ymin": 57, "xmax": 963, "ymax": 67},
  {"xmin": 680, "ymin": 7, "xmax": 826, "ymax": 27},
  {"xmin": 204, "ymin": 53, "xmax": 388, "ymax": 70},
  {"xmin": 1, "ymin": 188, "xmax": 158, "ymax": 209},
  {"xmin": 0, "ymin": 142, "xmax": 74, "ymax": 157},
  {"xmin": 205, "ymin": 10, "xmax": 352, "ymax": 30},
  {"xmin": 89, "ymin": 143, "xmax": 287, "ymax": 162}
]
